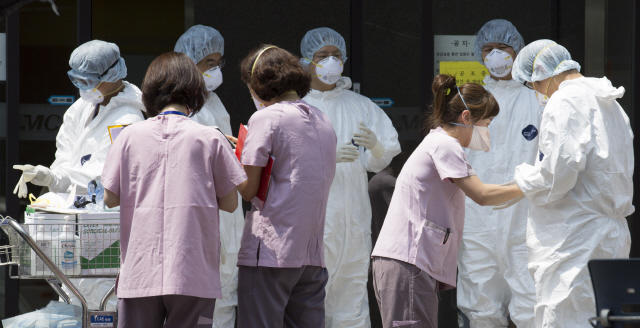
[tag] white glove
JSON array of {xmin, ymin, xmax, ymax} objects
[
  {"xmin": 353, "ymin": 122, "xmax": 385, "ymax": 159},
  {"xmin": 13, "ymin": 165, "xmax": 54, "ymax": 198},
  {"xmin": 336, "ymin": 142, "xmax": 359, "ymax": 163},
  {"xmin": 493, "ymin": 180, "xmax": 525, "ymax": 210}
]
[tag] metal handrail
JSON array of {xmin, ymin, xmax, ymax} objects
[
  {"xmin": 589, "ymin": 309, "xmax": 640, "ymax": 327},
  {"xmin": 47, "ymin": 279, "xmax": 72, "ymax": 305},
  {"xmin": 1, "ymin": 217, "xmax": 91, "ymax": 328},
  {"xmin": 99, "ymin": 284, "xmax": 116, "ymax": 311}
]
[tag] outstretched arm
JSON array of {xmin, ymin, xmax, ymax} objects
[{"xmin": 453, "ymin": 175, "xmax": 523, "ymax": 206}]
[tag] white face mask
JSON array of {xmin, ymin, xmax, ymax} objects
[
  {"xmin": 450, "ymin": 121, "xmax": 491, "ymax": 152},
  {"xmin": 79, "ymin": 88, "xmax": 104, "ymax": 104},
  {"xmin": 202, "ymin": 67, "xmax": 223, "ymax": 91},
  {"xmin": 311, "ymin": 56, "xmax": 343, "ymax": 85},
  {"xmin": 449, "ymin": 87, "xmax": 491, "ymax": 152},
  {"xmin": 468, "ymin": 125, "xmax": 491, "ymax": 152},
  {"xmin": 252, "ymin": 96, "xmax": 266, "ymax": 111},
  {"xmin": 483, "ymin": 49, "xmax": 514, "ymax": 78},
  {"xmin": 535, "ymin": 91, "xmax": 549, "ymax": 107}
]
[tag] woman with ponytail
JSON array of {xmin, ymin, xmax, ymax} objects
[{"xmin": 371, "ymin": 74, "xmax": 524, "ymax": 328}]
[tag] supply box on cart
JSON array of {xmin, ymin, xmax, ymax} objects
[
  {"xmin": 77, "ymin": 212, "xmax": 120, "ymax": 275},
  {"xmin": 23, "ymin": 210, "xmax": 121, "ymax": 277}
]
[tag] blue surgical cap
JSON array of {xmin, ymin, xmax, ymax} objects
[
  {"xmin": 300, "ymin": 27, "xmax": 348, "ymax": 68},
  {"xmin": 512, "ymin": 39, "xmax": 581, "ymax": 83},
  {"xmin": 69, "ymin": 40, "xmax": 127, "ymax": 83},
  {"xmin": 474, "ymin": 19, "xmax": 525, "ymax": 63},
  {"xmin": 174, "ymin": 25, "xmax": 224, "ymax": 64}
]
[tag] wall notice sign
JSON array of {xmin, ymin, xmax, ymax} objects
[
  {"xmin": 439, "ymin": 61, "xmax": 489, "ymax": 86},
  {"xmin": 0, "ymin": 33, "xmax": 6, "ymax": 81},
  {"xmin": 434, "ymin": 35, "xmax": 478, "ymax": 76}
]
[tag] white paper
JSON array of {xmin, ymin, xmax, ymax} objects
[{"xmin": 434, "ymin": 35, "xmax": 478, "ymax": 75}]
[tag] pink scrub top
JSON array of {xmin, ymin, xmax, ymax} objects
[
  {"xmin": 371, "ymin": 127, "xmax": 474, "ymax": 289},
  {"xmin": 238, "ymin": 100, "xmax": 337, "ymax": 268},
  {"xmin": 102, "ymin": 114, "xmax": 248, "ymax": 299}
]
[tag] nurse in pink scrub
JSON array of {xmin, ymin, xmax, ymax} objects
[
  {"xmin": 371, "ymin": 74, "xmax": 525, "ymax": 328},
  {"xmin": 235, "ymin": 45, "xmax": 337, "ymax": 328},
  {"xmin": 102, "ymin": 52, "xmax": 247, "ymax": 327}
]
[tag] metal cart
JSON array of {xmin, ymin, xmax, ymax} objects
[{"xmin": 0, "ymin": 215, "xmax": 120, "ymax": 328}]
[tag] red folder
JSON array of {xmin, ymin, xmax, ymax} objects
[
  {"xmin": 235, "ymin": 124, "xmax": 248, "ymax": 162},
  {"xmin": 236, "ymin": 123, "xmax": 275, "ymax": 210},
  {"xmin": 257, "ymin": 155, "xmax": 274, "ymax": 202}
]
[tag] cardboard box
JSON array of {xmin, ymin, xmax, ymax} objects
[{"xmin": 77, "ymin": 212, "xmax": 120, "ymax": 275}]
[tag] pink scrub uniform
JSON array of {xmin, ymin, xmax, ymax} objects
[
  {"xmin": 237, "ymin": 100, "xmax": 336, "ymax": 328},
  {"xmin": 102, "ymin": 114, "xmax": 247, "ymax": 324},
  {"xmin": 371, "ymin": 127, "xmax": 474, "ymax": 327}
]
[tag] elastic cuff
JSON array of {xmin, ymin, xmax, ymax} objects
[
  {"xmin": 370, "ymin": 141, "xmax": 385, "ymax": 159},
  {"xmin": 32, "ymin": 165, "xmax": 54, "ymax": 186}
]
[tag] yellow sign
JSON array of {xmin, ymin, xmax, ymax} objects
[{"xmin": 439, "ymin": 61, "xmax": 489, "ymax": 86}]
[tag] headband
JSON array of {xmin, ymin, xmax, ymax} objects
[{"xmin": 251, "ymin": 46, "xmax": 278, "ymax": 76}]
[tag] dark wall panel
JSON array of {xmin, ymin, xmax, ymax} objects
[{"xmin": 194, "ymin": 0, "xmax": 350, "ymax": 135}]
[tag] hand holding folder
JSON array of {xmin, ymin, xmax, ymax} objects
[{"xmin": 235, "ymin": 123, "xmax": 274, "ymax": 210}]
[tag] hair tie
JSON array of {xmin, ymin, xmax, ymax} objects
[
  {"xmin": 445, "ymin": 88, "xmax": 451, "ymax": 96},
  {"xmin": 252, "ymin": 46, "xmax": 278, "ymax": 76}
]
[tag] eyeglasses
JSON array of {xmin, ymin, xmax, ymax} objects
[
  {"xmin": 207, "ymin": 57, "xmax": 225, "ymax": 70},
  {"xmin": 314, "ymin": 52, "xmax": 342, "ymax": 61}
]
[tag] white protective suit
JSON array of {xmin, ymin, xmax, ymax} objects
[
  {"xmin": 190, "ymin": 91, "xmax": 244, "ymax": 328},
  {"xmin": 514, "ymin": 77, "xmax": 633, "ymax": 327},
  {"xmin": 457, "ymin": 75, "xmax": 540, "ymax": 328},
  {"xmin": 49, "ymin": 81, "xmax": 145, "ymax": 194},
  {"xmin": 303, "ymin": 77, "xmax": 401, "ymax": 328},
  {"xmin": 59, "ymin": 81, "xmax": 145, "ymax": 310}
]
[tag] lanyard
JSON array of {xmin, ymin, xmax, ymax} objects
[{"xmin": 158, "ymin": 111, "xmax": 187, "ymax": 117}]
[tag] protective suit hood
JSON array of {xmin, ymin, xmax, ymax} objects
[
  {"xmin": 106, "ymin": 81, "xmax": 146, "ymax": 113},
  {"xmin": 559, "ymin": 77, "xmax": 625, "ymax": 102},
  {"xmin": 308, "ymin": 77, "xmax": 352, "ymax": 100},
  {"xmin": 483, "ymin": 75, "xmax": 524, "ymax": 91},
  {"xmin": 336, "ymin": 76, "xmax": 352, "ymax": 90}
]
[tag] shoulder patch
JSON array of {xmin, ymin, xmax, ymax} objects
[
  {"xmin": 522, "ymin": 125, "xmax": 538, "ymax": 141},
  {"xmin": 80, "ymin": 154, "xmax": 92, "ymax": 166}
]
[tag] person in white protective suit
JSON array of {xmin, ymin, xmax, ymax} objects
[
  {"xmin": 174, "ymin": 25, "xmax": 244, "ymax": 328},
  {"xmin": 509, "ymin": 40, "xmax": 633, "ymax": 328},
  {"xmin": 456, "ymin": 19, "xmax": 539, "ymax": 328},
  {"xmin": 13, "ymin": 40, "xmax": 145, "ymax": 311},
  {"xmin": 300, "ymin": 27, "xmax": 401, "ymax": 328}
]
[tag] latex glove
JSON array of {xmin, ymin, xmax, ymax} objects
[
  {"xmin": 336, "ymin": 142, "xmax": 359, "ymax": 163},
  {"xmin": 13, "ymin": 165, "xmax": 34, "ymax": 198},
  {"xmin": 353, "ymin": 122, "xmax": 385, "ymax": 159},
  {"xmin": 493, "ymin": 180, "xmax": 525, "ymax": 210},
  {"xmin": 14, "ymin": 164, "xmax": 54, "ymax": 187}
]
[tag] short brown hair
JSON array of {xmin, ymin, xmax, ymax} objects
[
  {"xmin": 240, "ymin": 45, "xmax": 310, "ymax": 101},
  {"xmin": 423, "ymin": 74, "xmax": 499, "ymax": 133},
  {"xmin": 141, "ymin": 52, "xmax": 207, "ymax": 117}
]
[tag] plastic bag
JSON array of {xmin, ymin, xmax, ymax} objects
[{"xmin": 2, "ymin": 301, "xmax": 80, "ymax": 328}]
